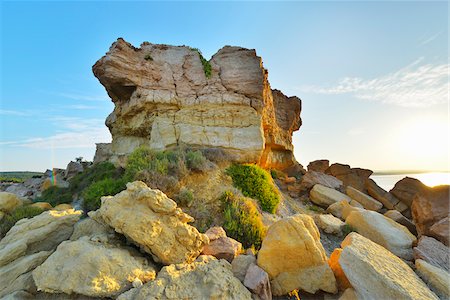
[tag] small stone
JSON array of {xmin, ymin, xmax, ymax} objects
[
  {"xmin": 316, "ymin": 214, "xmax": 345, "ymax": 235},
  {"xmin": 244, "ymin": 264, "xmax": 272, "ymax": 300}
]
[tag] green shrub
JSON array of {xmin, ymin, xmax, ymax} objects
[
  {"xmin": 226, "ymin": 164, "xmax": 280, "ymax": 214},
  {"xmin": 176, "ymin": 187, "xmax": 194, "ymax": 207},
  {"xmin": 185, "ymin": 150, "xmax": 208, "ymax": 172},
  {"xmin": 0, "ymin": 205, "xmax": 44, "ymax": 237},
  {"xmin": 69, "ymin": 162, "xmax": 122, "ymax": 193},
  {"xmin": 144, "ymin": 53, "xmax": 153, "ymax": 61},
  {"xmin": 189, "ymin": 47, "xmax": 212, "ymax": 78},
  {"xmin": 82, "ymin": 178, "xmax": 127, "ymax": 212},
  {"xmin": 0, "ymin": 177, "xmax": 23, "ymax": 183},
  {"xmin": 221, "ymin": 191, "xmax": 266, "ymax": 249},
  {"xmin": 37, "ymin": 186, "xmax": 73, "ymax": 206}
]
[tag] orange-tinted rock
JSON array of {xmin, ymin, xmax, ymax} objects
[
  {"xmin": 390, "ymin": 177, "xmax": 428, "ymax": 207},
  {"xmin": 366, "ymin": 179, "xmax": 400, "ymax": 210},
  {"xmin": 429, "ymin": 217, "xmax": 449, "ymax": 246},
  {"xmin": 325, "ymin": 163, "xmax": 372, "ymax": 192},
  {"xmin": 328, "ymin": 248, "xmax": 352, "ymax": 291}
]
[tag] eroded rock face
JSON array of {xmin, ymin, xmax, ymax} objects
[
  {"xmin": 97, "ymin": 181, "xmax": 208, "ymax": 265},
  {"xmin": 32, "ymin": 239, "xmax": 157, "ymax": 298},
  {"xmin": 133, "ymin": 255, "xmax": 251, "ymax": 300},
  {"xmin": 92, "ymin": 38, "xmax": 302, "ymax": 170},
  {"xmin": 339, "ymin": 233, "xmax": 438, "ymax": 300},
  {"xmin": 256, "ymin": 214, "xmax": 337, "ymax": 295}
]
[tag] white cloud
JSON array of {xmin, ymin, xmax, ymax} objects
[
  {"xmin": 299, "ymin": 59, "xmax": 449, "ymax": 107},
  {"xmin": 1, "ymin": 117, "xmax": 111, "ymax": 149},
  {"xmin": 419, "ymin": 32, "xmax": 442, "ymax": 46},
  {"xmin": 0, "ymin": 109, "xmax": 32, "ymax": 116}
]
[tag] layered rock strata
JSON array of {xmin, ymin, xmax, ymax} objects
[{"xmin": 93, "ymin": 38, "xmax": 302, "ymax": 169}]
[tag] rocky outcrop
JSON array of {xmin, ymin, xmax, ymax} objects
[
  {"xmin": 310, "ymin": 184, "xmax": 351, "ymax": 208},
  {"xmin": 325, "ymin": 163, "xmax": 372, "ymax": 192},
  {"xmin": 202, "ymin": 227, "xmax": 242, "ymax": 262},
  {"xmin": 132, "ymin": 256, "xmax": 251, "ymax": 300},
  {"xmin": 92, "ymin": 38, "xmax": 302, "ymax": 170},
  {"xmin": 0, "ymin": 209, "xmax": 81, "ymax": 297},
  {"xmin": 256, "ymin": 214, "xmax": 337, "ymax": 295},
  {"xmin": 307, "ymin": 159, "xmax": 329, "ymax": 173},
  {"xmin": 300, "ymin": 171, "xmax": 343, "ymax": 191},
  {"xmin": 338, "ymin": 233, "xmax": 438, "ymax": 300},
  {"xmin": 413, "ymin": 236, "xmax": 449, "ymax": 273},
  {"xmin": 384, "ymin": 210, "xmax": 417, "ymax": 235},
  {"xmin": 345, "ymin": 210, "xmax": 416, "ymax": 260},
  {"xmin": 345, "ymin": 186, "xmax": 382, "ymax": 211},
  {"xmin": 64, "ymin": 161, "xmax": 84, "ymax": 180},
  {"xmin": 97, "ymin": 181, "xmax": 208, "ymax": 264},
  {"xmin": 411, "ymin": 185, "xmax": 449, "ymax": 245},
  {"xmin": 415, "ymin": 259, "xmax": 450, "ymax": 299},
  {"xmin": 32, "ymin": 239, "xmax": 157, "ymax": 298}
]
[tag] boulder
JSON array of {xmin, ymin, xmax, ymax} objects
[
  {"xmin": 70, "ymin": 217, "xmax": 116, "ymax": 242},
  {"xmin": 307, "ymin": 160, "xmax": 329, "ymax": 173},
  {"xmin": 30, "ymin": 202, "xmax": 52, "ymax": 211},
  {"xmin": 328, "ymin": 248, "xmax": 351, "ymax": 291},
  {"xmin": 300, "ymin": 171, "xmax": 343, "ymax": 191},
  {"xmin": 310, "ymin": 184, "xmax": 351, "ymax": 208},
  {"xmin": 415, "ymin": 259, "xmax": 450, "ymax": 299},
  {"xmin": 202, "ymin": 227, "xmax": 242, "ymax": 262},
  {"xmin": 429, "ymin": 217, "xmax": 449, "ymax": 246},
  {"xmin": 349, "ymin": 200, "xmax": 363, "ymax": 209},
  {"xmin": 0, "ymin": 192, "xmax": 22, "ymax": 213},
  {"xmin": 97, "ymin": 181, "xmax": 208, "ymax": 264},
  {"xmin": 325, "ymin": 164, "xmax": 372, "ymax": 192},
  {"xmin": 0, "ymin": 209, "xmax": 81, "ymax": 297},
  {"xmin": 53, "ymin": 204, "xmax": 73, "ymax": 211},
  {"xmin": 256, "ymin": 214, "xmax": 337, "ymax": 295},
  {"xmin": 413, "ymin": 236, "xmax": 449, "ymax": 272},
  {"xmin": 411, "ymin": 185, "xmax": 449, "ymax": 244},
  {"xmin": 64, "ymin": 161, "xmax": 84, "ymax": 180},
  {"xmin": 338, "ymin": 288, "xmax": 358, "ymax": 300},
  {"xmin": 346, "ymin": 210, "xmax": 416, "ymax": 260},
  {"xmin": 345, "ymin": 186, "xmax": 382, "ymax": 211},
  {"xmin": 232, "ymin": 254, "xmax": 256, "ymax": 282},
  {"xmin": 390, "ymin": 177, "xmax": 429, "ymax": 207},
  {"xmin": 32, "ymin": 239, "xmax": 156, "ymax": 298},
  {"xmin": 326, "ymin": 201, "xmax": 361, "ymax": 220},
  {"xmin": 366, "ymin": 179, "xmax": 400, "ymax": 210},
  {"xmin": 316, "ymin": 214, "xmax": 345, "ymax": 235},
  {"xmin": 338, "ymin": 232, "xmax": 438, "ymax": 299},
  {"xmin": 244, "ymin": 264, "xmax": 272, "ymax": 300},
  {"xmin": 384, "ymin": 210, "xmax": 417, "ymax": 235},
  {"xmin": 133, "ymin": 255, "xmax": 251, "ymax": 299},
  {"xmin": 93, "ymin": 38, "xmax": 302, "ymax": 170}
]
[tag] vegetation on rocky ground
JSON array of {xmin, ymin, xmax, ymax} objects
[
  {"xmin": 36, "ymin": 186, "xmax": 73, "ymax": 206},
  {"xmin": 342, "ymin": 224, "xmax": 356, "ymax": 236},
  {"xmin": 221, "ymin": 191, "xmax": 266, "ymax": 249},
  {"xmin": 226, "ymin": 164, "xmax": 280, "ymax": 213},
  {"xmin": 82, "ymin": 177, "xmax": 127, "ymax": 212},
  {"xmin": 188, "ymin": 47, "xmax": 212, "ymax": 78},
  {"xmin": 0, "ymin": 171, "xmax": 43, "ymax": 183},
  {"xmin": 0, "ymin": 205, "xmax": 44, "ymax": 237}
]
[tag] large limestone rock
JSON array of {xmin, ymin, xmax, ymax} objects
[
  {"xmin": 346, "ymin": 209, "xmax": 416, "ymax": 260},
  {"xmin": 310, "ymin": 184, "xmax": 351, "ymax": 208},
  {"xmin": 0, "ymin": 192, "xmax": 22, "ymax": 213},
  {"xmin": 32, "ymin": 239, "xmax": 157, "ymax": 297},
  {"xmin": 257, "ymin": 214, "xmax": 337, "ymax": 295},
  {"xmin": 365, "ymin": 179, "xmax": 400, "ymax": 210},
  {"xmin": 384, "ymin": 210, "xmax": 417, "ymax": 235},
  {"xmin": 133, "ymin": 255, "xmax": 251, "ymax": 300},
  {"xmin": 338, "ymin": 233, "xmax": 438, "ymax": 300},
  {"xmin": 345, "ymin": 186, "xmax": 382, "ymax": 211},
  {"xmin": 307, "ymin": 159, "xmax": 329, "ymax": 173},
  {"xmin": 411, "ymin": 185, "xmax": 449, "ymax": 245},
  {"xmin": 415, "ymin": 259, "xmax": 450, "ymax": 299},
  {"xmin": 300, "ymin": 171, "xmax": 343, "ymax": 191},
  {"xmin": 413, "ymin": 236, "xmax": 449, "ymax": 273},
  {"xmin": 97, "ymin": 181, "xmax": 208, "ymax": 265},
  {"xmin": 0, "ymin": 209, "xmax": 81, "ymax": 297},
  {"xmin": 325, "ymin": 163, "xmax": 372, "ymax": 192},
  {"xmin": 92, "ymin": 38, "xmax": 302, "ymax": 170}
]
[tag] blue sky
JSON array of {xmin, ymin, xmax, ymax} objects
[{"xmin": 1, "ymin": 1, "xmax": 448, "ymax": 172}]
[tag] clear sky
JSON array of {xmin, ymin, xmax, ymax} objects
[{"xmin": 0, "ymin": 1, "xmax": 448, "ymax": 172}]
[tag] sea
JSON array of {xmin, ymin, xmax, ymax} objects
[{"xmin": 370, "ymin": 172, "xmax": 450, "ymax": 191}]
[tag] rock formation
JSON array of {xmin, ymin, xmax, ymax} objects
[{"xmin": 92, "ymin": 38, "xmax": 302, "ymax": 170}]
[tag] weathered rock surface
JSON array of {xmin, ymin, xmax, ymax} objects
[
  {"xmin": 0, "ymin": 209, "xmax": 81, "ymax": 297},
  {"xmin": 64, "ymin": 161, "xmax": 84, "ymax": 180},
  {"xmin": 133, "ymin": 255, "xmax": 251, "ymax": 300},
  {"xmin": 345, "ymin": 186, "xmax": 382, "ymax": 211},
  {"xmin": 310, "ymin": 184, "xmax": 351, "ymax": 208},
  {"xmin": 411, "ymin": 185, "xmax": 449, "ymax": 245},
  {"xmin": 98, "ymin": 181, "xmax": 208, "ymax": 264},
  {"xmin": 0, "ymin": 192, "xmax": 22, "ymax": 213},
  {"xmin": 316, "ymin": 214, "xmax": 345, "ymax": 235},
  {"xmin": 232, "ymin": 254, "xmax": 256, "ymax": 282},
  {"xmin": 429, "ymin": 217, "xmax": 449, "ymax": 246},
  {"xmin": 202, "ymin": 227, "xmax": 242, "ymax": 262},
  {"xmin": 32, "ymin": 239, "xmax": 157, "ymax": 297},
  {"xmin": 366, "ymin": 179, "xmax": 400, "ymax": 210},
  {"xmin": 390, "ymin": 177, "xmax": 428, "ymax": 207},
  {"xmin": 326, "ymin": 201, "xmax": 361, "ymax": 220},
  {"xmin": 93, "ymin": 38, "xmax": 302, "ymax": 170},
  {"xmin": 415, "ymin": 259, "xmax": 450, "ymax": 299},
  {"xmin": 307, "ymin": 160, "xmax": 329, "ymax": 173},
  {"xmin": 328, "ymin": 248, "xmax": 351, "ymax": 291},
  {"xmin": 325, "ymin": 164, "xmax": 372, "ymax": 192},
  {"xmin": 384, "ymin": 209, "xmax": 417, "ymax": 235},
  {"xmin": 300, "ymin": 171, "xmax": 343, "ymax": 191},
  {"xmin": 257, "ymin": 214, "xmax": 337, "ymax": 295},
  {"xmin": 30, "ymin": 202, "xmax": 52, "ymax": 211},
  {"xmin": 70, "ymin": 217, "xmax": 116, "ymax": 242},
  {"xmin": 346, "ymin": 210, "xmax": 416, "ymax": 260},
  {"xmin": 339, "ymin": 233, "xmax": 438, "ymax": 300},
  {"xmin": 244, "ymin": 264, "xmax": 272, "ymax": 300},
  {"xmin": 413, "ymin": 236, "xmax": 449, "ymax": 273}
]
